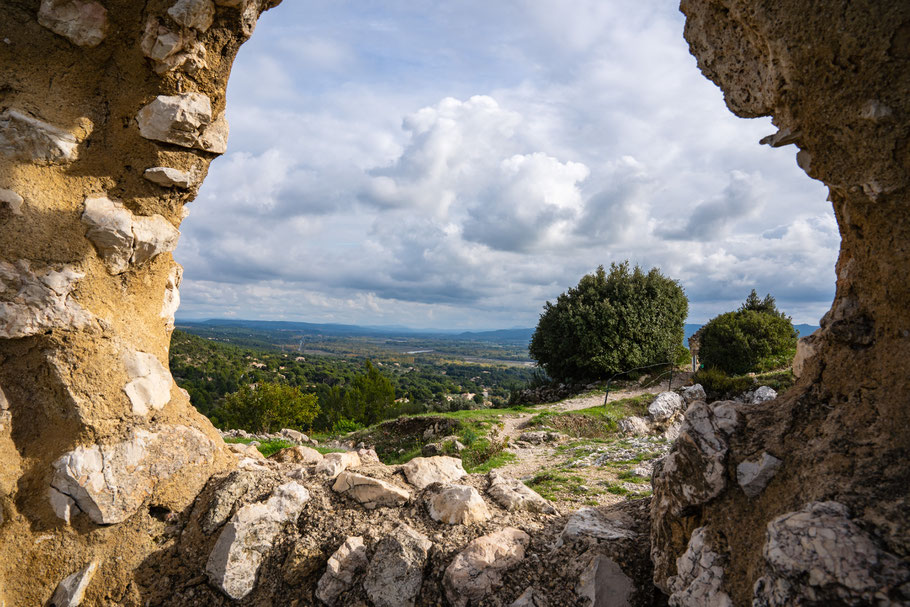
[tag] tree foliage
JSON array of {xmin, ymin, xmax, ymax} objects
[
  {"xmin": 529, "ymin": 262, "xmax": 688, "ymax": 381},
  {"xmin": 699, "ymin": 291, "xmax": 798, "ymax": 375},
  {"xmin": 221, "ymin": 382, "xmax": 320, "ymax": 433}
]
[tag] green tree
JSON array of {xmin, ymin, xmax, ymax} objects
[
  {"xmin": 699, "ymin": 292, "xmax": 798, "ymax": 375},
  {"xmin": 529, "ymin": 262, "xmax": 688, "ymax": 381},
  {"xmin": 345, "ymin": 361, "xmax": 395, "ymax": 425},
  {"xmin": 220, "ymin": 382, "xmax": 320, "ymax": 433}
]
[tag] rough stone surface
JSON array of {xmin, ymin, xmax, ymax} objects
[
  {"xmin": 167, "ymin": 0, "xmax": 216, "ymax": 32},
  {"xmin": 402, "ymin": 456, "xmax": 467, "ymax": 489},
  {"xmin": 648, "ymin": 391, "xmax": 686, "ymax": 422},
  {"xmin": 315, "ymin": 536, "xmax": 368, "ymax": 606},
  {"xmin": 270, "ymin": 445, "xmax": 323, "ymax": 465},
  {"xmin": 748, "ymin": 386, "xmax": 777, "ymax": 405},
  {"xmin": 736, "ymin": 452, "xmax": 782, "ymax": 498},
  {"xmin": 136, "ymin": 93, "xmax": 227, "ymax": 153},
  {"xmin": 49, "ymin": 561, "xmax": 98, "ymax": 607},
  {"xmin": 680, "ymin": 384, "xmax": 706, "ymax": 404},
  {"xmin": 510, "ymin": 587, "xmax": 548, "ymax": 607},
  {"xmin": 205, "ymin": 482, "xmax": 310, "ymax": 600},
  {"xmin": 666, "ymin": 527, "xmax": 733, "ymax": 607},
  {"xmin": 576, "ymin": 555, "xmax": 634, "ymax": 607},
  {"xmin": 0, "ymin": 110, "xmax": 81, "ymax": 164},
  {"xmin": 487, "ymin": 470, "xmax": 557, "ymax": 514},
  {"xmin": 0, "ymin": 188, "xmax": 23, "ymax": 215},
  {"xmin": 315, "ymin": 451, "xmax": 361, "ymax": 479},
  {"xmin": 0, "ymin": 260, "xmax": 93, "ymax": 338},
  {"xmin": 332, "ymin": 471, "xmax": 411, "ymax": 509},
  {"xmin": 144, "ymin": 166, "xmax": 194, "ymax": 189},
  {"xmin": 443, "ymin": 527, "xmax": 530, "ymax": 607},
  {"xmin": 559, "ymin": 508, "xmax": 636, "ymax": 545},
  {"xmin": 363, "ymin": 523, "xmax": 432, "ymax": 607},
  {"xmin": 50, "ymin": 425, "xmax": 215, "ymax": 525},
  {"xmin": 754, "ymin": 502, "xmax": 910, "ymax": 606},
  {"xmin": 517, "ymin": 430, "xmax": 563, "ymax": 444},
  {"xmin": 617, "ymin": 416, "xmax": 651, "ymax": 436},
  {"xmin": 161, "ymin": 263, "xmax": 183, "ymax": 330},
  {"xmin": 792, "ymin": 329, "xmax": 821, "ymax": 379},
  {"xmin": 121, "ymin": 350, "xmax": 172, "ymax": 416},
  {"xmin": 37, "ymin": 0, "xmax": 108, "ymax": 47},
  {"xmin": 426, "ymin": 483, "xmax": 491, "ymax": 525}
]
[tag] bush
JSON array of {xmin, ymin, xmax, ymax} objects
[
  {"xmin": 698, "ymin": 291, "xmax": 798, "ymax": 375},
  {"xmin": 693, "ymin": 368, "xmax": 754, "ymax": 401},
  {"xmin": 219, "ymin": 382, "xmax": 320, "ymax": 433},
  {"xmin": 529, "ymin": 262, "xmax": 688, "ymax": 382}
]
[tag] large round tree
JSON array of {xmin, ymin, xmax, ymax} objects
[{"xmin": 529, "ymin": 262, "xmax": 688, "ymax": 382}]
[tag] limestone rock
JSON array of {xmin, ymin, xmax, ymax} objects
[
  {"xmin": 0, "ymin": 260, "xmax": 93, "ymax": 338},
  {"xmin": 201, "ymin": 469, "xmax": 281, "ymax": 535},
  {"xmin": 0, "ymin": 188, "xmax": 23, "ymax": 215},
  {"xmin": 518, "ymin": 430, "xmax": 563, "ymax": 444},
  {"xmin": 356, "ymin": 447, "xmax": 381, "ymax": 464},
  {"xmin": 316, "ymin": 536, "xmax": 368, "ymax": 606},
  {"xmin": 226, "ymin": 442, "xmax": 264, "ymax": 460},
  {"xmin": 315, "ymin": 451, "xmax": 361, "ymax": 479},
  {"xmin": 559, "ymin": 508, "xmax": 636, "ymax": 545},
  {"xmin": 402, "ymin": 456, "xmax": 466, "ymax": 489},
  {"xmin": 510, "ymin": 587, "xmax": 547, "ymax": 607},
  {"xmin": 792, "ymin": 329, "xmax": 821, "ymax": 378},
  {"xmin": 667, "ymin": 527, "xmax": 733, "ymax": 607},
  {"xmin": 443, "ymin": 527, "xmax": 530, "ymax": 607},
  {"xmin": 49, "ymin": 425, "xmax": 215, "ymax": 524},
  {"xmin": 0, "ymin": 110, "xmax": 80, "ymax": 164},
  {"xmin": 49, "ymin": 561, "xmax": 98, "ymax": 607},
  {"xmin": 37, "ymin": 0, "xmax": 108, "ymax": 47},
  {"xmin": 749, "ymin": 386, "xmax": 777, "ymax": 405},
  {"xmin": 198, "ymin": 111, "xmax": 230, "ymax": 153},
  {"xmin": 0, "ymin": 384, "xmax": 10, "ymax": 433},
  {"xmin": 161, "ymin": 264, "xmax": 182, "ymax": 330},
  {"xmin": 332, "ymin": 471, "xmax": 410, "ymax": 509},
  {"xmin": 140, "ymin": 20, "xmax": 208, "ymax": 74},
  {"xmin": 648, "ymin": 391, "xmax": 686, "ymax": 422},
  {"xmin": 754, "ymin": 501, "xmax": 910, "ymax": 606},
  {"xmin": 680, "ymin": 384, "xmax": 706, "ymax": 404},
  {"xmin": 167, "ymin": 0, "xmax": 216, "ymax": 31},
  {"xmin": 271, "ymin": 445, "xmax": 323, "ymax": 465},
  {"xmin": 122, "ymin": 350, "xmax": 172, "ymax": 416},
  {"xmin": 426, "ymin": 484, "xmax": 491, "ymax": 525},
  {"xmin": 136, "ymin": 93, "xmax": 214, "ymax": 150},
  {"xmin": 362, "ymin": 523, "xmax": 432, "ymax": 607},
  {"xmin": 144, "ymin": 166, "xmax": 193, "ymax": 188},
  {"xmin": 617, "ymin": 416, "xmax": 651, "ymax": 436},
  {"xmin": 279, "ymin": 428, "xmax": 309, "ymax": 443},
  {"xmin": 206, "ymin": 482, "xmax": 310, "ymax": 600},
  {"xmin": 736, "ymin": 452, "xmax": 782, "ymax": 498},
  {"xmin": 487, "ymin": 471, "xmax": 557, "ymax": 514},
  {"xmin": 576, "ymin": 555, "xmax": 633, "ymax": 607},
  {"xmin": 81, "ymin": 196, "xmax": 180, "ymax": 273}
]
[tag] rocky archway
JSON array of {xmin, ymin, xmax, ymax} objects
[{"xmin": 0, "ymin": 0, "xmax": 907, "ymax": 604}]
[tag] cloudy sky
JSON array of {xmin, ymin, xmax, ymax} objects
[{"xmin": 174, "ymin": 0, "xmax": 838, "ymax": 329}]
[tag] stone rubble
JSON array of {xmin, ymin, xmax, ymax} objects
[
  {"xmin": 315, "ymin": 451, "xmax": 361, "ymax": 479},
  {"xmin": 206, "ymin": 481, "xmax": 310, "ymax": 600},
  {"xmin": 167, "ymin": 0, "xmax": 216, "ymax": 32},
  {"xmin": 316, "ymin": 536, "xmax": 368, "ymax": 606},
  {"xmin": 362, "ymin": 523, "xmax": 432, "ymax": 607},
  {"xmin": 0, "ymin": 260, "xmax": 93, "ymax": 339},
  {"xmin": 402, "ymin": 456, "xmax": 467, "ymax": 489},
  {"xmin": 37, "ymin": 0, "xmax": 108, "ymax": 47},
  {"xmin": 271, "ymin": 445, "xmax": 323, "ymax": 465},
  {"xmin": 144, "ymin": 166, "xmax": 194, "ymax": 188},
  {"xmin": 487, "ymin": 470, "xmax": 557, "ymax": 514},
  {"xmin": 426, "ymin": 483, "xmax": 492, "ymax": 525},
  {"xmin": 736, "ymin": 452, "xmax": 782, "ymax": 498},
  {"xmin": 617, "ymin": 416, "xmax": 651, "ymax": 436},
  {"xmin": 49, "ymin": 561, "xmax": 98, "ymax": 607},
  {"xmin": 648, "ymin": 391, "xmax": 686, "ymax": 422},
  {"xmin": 332, "ymin": 471, "xmax": 411, "ymax": 509},
  {"xmin": 666, "ymin": 527, "xmax": 733, "ymax": 607},
  {"xmin": 443, "ymin": 527, "xmax": 531, "ymax": 607},
  {"xmin": 49, "ymin": 425, "xmax": 215, "ymax": 524},
  {"xmin": 0, "ymin": 109, "xmax": 81, "ymax": 164}
]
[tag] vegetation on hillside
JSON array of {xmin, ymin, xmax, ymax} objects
[{"xmin": 529, "ymin": 262, "xmax": 688, "ymax": 382}]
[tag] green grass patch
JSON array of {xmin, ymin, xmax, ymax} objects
[
  {"xmin": 525, "ymin": 393, "xmax": 654, "ymax": 438},
  {"xmin": 464, "ymin": 450, "xmax": 516, "ymax": 474},
  {"xmin": 525, "ymin": 470, "xmax": 595, "ymax": 500},
  {"xmin": 224, "ymin": 437, "xmax": 295, "ymax": 458},
  {"xmin": 314, "ymin": 445, "xmax": 347, "ymax": 455}
]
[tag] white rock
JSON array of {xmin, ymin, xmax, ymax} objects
[
  {"xmin": 0, "ymin": 260, "xmax": 93, "ymax": 338},
  {"xmin": 122, "ymin": 350, "xmax": 172, "ymax": 416},
  {"xmin": 510, "ymin": 587, "xmax": 547, "ymax": 607},
  {"xmin": 315, "ymin": 451, "xmax": 360, "ymax": 479},
  {"xmin": 648, "ymin": 391, "xmax": 686, "ymax": 422},
  {"xmin": 141, "ymin": 22, "xmax": 185, "ymax": 62},
  {"xmin": 0, "ymin": 110, "xmax": 80, "ymax": 164},
  {"xmin": 38, "ymin": 0, "xmax": 108, "ymax": 47},
  {"xmin": 0, "ymin": 188, "xmax": 23, "ymax": 215},
  {"xmin": 279, "ymin": 428, "xmax": 309, "ymax": 443},
  {"xmin": 736, "ymin": 452, "xmax": 782, "ymax": 498},
  {"xmin": 750, "ymin": 386, "xmax": 777, "ymax": 404},
  {"xmin": 49, "ymin": 487, "xmax": 76, "ymax": 524},
  {"xmin": 680, "ymin": 384, "xmax": 706, "ymax": 404},
  {"xmin": 332, "ymin": 471, "xmax": 410, "ymax": 509},
  {"xmin": 402, "ymin": 456, "xmax": 466, "ymax": 489},
  {"xmin": 81, "ymin": 195, "xmax": 179, "ymax": 273},
  {"xmin": 667, "ymin": 527, "xmax": 733, "ymax": 607},
  {"xmin": 144, "ymin": 166, "xmax": 193, "ymax": 188},
  {"xmin": 226, "ymin": 442, "xmax": 264, "ymax": 460},
  {"xmin": 198, "ymin": 112, "xmax": 229, "ymax": 153},
  {"xmin": 617, "ymin": 416, "xmax": 651, "ymax": 436},
  {"xmin": 270, "ymin": 445, "xmax": 322, "ymax": 465},
  {"xmin": 363, "ymin": 524, "xmax": 432, "ymax": 607},
  {"xmin": 487, "ymin": 471, "xmax": 557, "ymax": 514},
  {"xmin": 558, "ymin": 508, "xmax": 636, "ymax": 545},
  {"xmin": 443, "ymin": 527, "xmax": 530, "ymax": 607},
  {"xmin": 136, "ymin": 93, "xmax": 212, "ymax": 149},
  {"xmin": 161, "ymin": 264, "xmax": 182, "ymax": 330},
  {"xmin": 206, "ymin": 482, "xmax": 310, "ymax": 600},
  {"xmin": 49, "ymin": 425, "xmax": 215, "ymax": 524},
  {"xmin": 316, "ymin": 536, "xmax": 368, "ymax": 606},
  {"xmin": 49, "ymin": 561, "xmax": 98, "ymax": 607},
  {"xmin": 576, "ymin": 555, "xmax": 633, "ymax": 607},
  {"xmin": 168, "ymin": 0, "xmax": 215, "ymax": 31},
  {"xmin": 427, "ymin": 484, "xmax": 491, "ymax": 525}
]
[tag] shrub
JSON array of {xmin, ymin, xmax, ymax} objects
[
  {"xmin": 529, "ymin": 262, "xmax": 688, "ymax": 382},
  {"xmin": 699, "ymin": 291, "xmax": 798, "ymax": 375},
  {"xmin": 694, "ymin": 368, "xmax": 754, "ymax": 401},
  {"xmin": 219, "ymin": 382, "xmax": 320, "ymax": 433}
]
